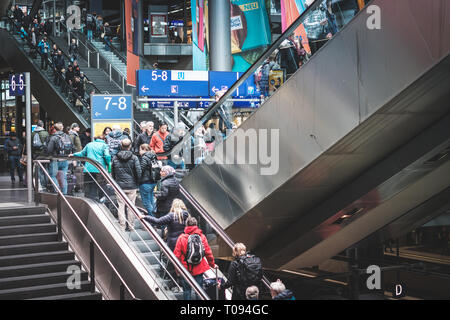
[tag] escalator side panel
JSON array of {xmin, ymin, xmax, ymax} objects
[{"xmin": 181, "ymin": 0, "xmax": 450, "ymax": 267}]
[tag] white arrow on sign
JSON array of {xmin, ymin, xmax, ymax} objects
[
  {"xmin": 212, "ymin": 86, "xmax": 219, "ymax": 93},
  {"xmin": 152, "ymin": 102, "xmax": 156, "ymax": 107},
  {"xmin": 141, "ymin": 85, "xmax": 149, "ymax": 93},
  {"xmin": 95, "ymin": 112, "xmax": 102, "ymax": 117}
]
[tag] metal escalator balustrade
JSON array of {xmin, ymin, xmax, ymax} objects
[
  {"xmin": 180, "ymin": 0, "xmax": 450, "ymax": 270},
  {"xmin": 34, "ymin": 156, "xmax": 212, "ymax": 300},
  {"xmin": 33, "ymin": 159, "xmax": 136, "ymax": 300}
]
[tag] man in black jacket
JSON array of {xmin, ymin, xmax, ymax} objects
[
  {"xmin": 53, "ymin": 50, "xmax": 65, "ymax": 86},
  {"xmin": 133, "ymin": 121, "xmax": 154, "ymax": 154},
  {"xmin": 111, "ymin": 139, "xmax": 142, "ymax": 231},
  {"xmin": 46, "ymin": 122, "xmax": 71, "ymax": 194},
  {"xmin": 163, "ymin": 122, "xmax": 186, "ymax": 169},
  {"xmin": 4, "ymin": 132, "xmax": 23, "ymax": 184},
  {"xmin": 154, "ymin": 166, "xmax": 180, "ymax": 217}
]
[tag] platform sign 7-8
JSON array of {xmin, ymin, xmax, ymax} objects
[
  {"xmin": 104, "ymin": 96, "xmax": 128, "ymax": 111},
  {"xmin": 91, "ymin": 95, "xmax": 133, "ymax": 120}
]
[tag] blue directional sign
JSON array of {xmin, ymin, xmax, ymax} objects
[
  {"xmin": 91, "ymin": 95, "xmax": 133, "ymax": 120},
  {"xmin": 137, "ymin": 70, "xmax": 210, "ymax": 97},
  {"xmin": 146, "ymin": 99, "xmax": 213, "ymax": 109},
  {"xmin": 9, "ymin": 73, "xmax": 25, "ymax": 96},
  {"xmin": 206, "ymin": 71, "xmax": 260, "ymax": 98}
]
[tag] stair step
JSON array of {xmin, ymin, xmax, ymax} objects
[
  {"xmin": 132, "ymin": 239, "xmax": 160, "ymax": 253},
  {"xmin": 130, "ymin": 229, "xmax": 154, "ymax": 241},
  {"xmin": 0, "ymin": 223, "xmax": 56, "ymax": 237},
  {"xmin": 141, "ymin": 251, "xmax": 161, "ymax": 265},
  {"xmin": 0, "ymin": 206, "xmax": 46, "ymax": 217},
  {"xmin": 0, "ymin": 271, "xmax": 89, "ymax": 290},
  {"xmin": 0, "ymin": 280, "xmax": 91, "ymax": 300},
  {"xmin": 0, "ymin": 250, "xmax": 75, "ymax": 267},
  {"xmin": 0, "ymin": 214, "xmax": 51, "ymax": 227},
  {"xmin": 0, "ymin": 232, "xmax": 59, "ymax": 246},
  {"xmin": 0, "ymin": 241, "xmax": 68, "ymax": 256},
  {"xmin": 0, "ymin": 260, "xmax": 81, "ymax": 279},
  {"xmin": 29, "ymin": 291, "xmax": 102, "ymax": 300}
]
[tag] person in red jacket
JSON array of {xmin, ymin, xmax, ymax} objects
[
  {"xmin": 150, "ymin": 123, "xmax": 169, "ymax": 161},
  {"xmin": 174, "ymin": 216, "xmax": 217, "ymax": 300}
]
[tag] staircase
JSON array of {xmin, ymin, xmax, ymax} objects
[
  {"xmin": 0, "ymin": 204, "xmax": 102, "ymax": 300},
  {"xmin": 90, "ymin": 40, "xmax": 127, "ymax": 79},
  {"xmin": 50, "ymin": 36, "xmax": 123, "ymax": 95}
]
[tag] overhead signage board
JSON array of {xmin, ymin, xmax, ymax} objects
[
  {"xmin": 91, "ymin": 94, "xmax": 134, "ymax": 139},
  {"xmin": 137, "ymin": 70, "xmax": 209, "ymax": 97},
  {"xmin": 91, "ymin": 95, "xmax": 133, "ymax": 120}
]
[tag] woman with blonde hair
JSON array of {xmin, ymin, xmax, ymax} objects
[
  {"xmin": 140, "ymin": 198, "xmax": 189, "ymax": 251},
  {"xmin": 221, "ymin": 243, "xmax": 262, "ymax": 300}
]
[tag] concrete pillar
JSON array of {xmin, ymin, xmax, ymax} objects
[{"xmin": 209, "ymin": 0, "xmax": 232, "ymax": 71}]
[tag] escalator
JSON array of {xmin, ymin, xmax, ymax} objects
[
  {"xmin": 33, "ymin": 156, "xmax": 222, "ymax": 300},
  {"xmin": 0, "ymin": 18, "xmax": 100, "ymax": 129},
  {"xmin": 161, "ymin": 0, "xmax": 450, "ymax": 271}
]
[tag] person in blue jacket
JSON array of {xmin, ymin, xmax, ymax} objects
[
  {"xmin": 270, "ymin": 279, "xmax": 296, "ymax": 300},
  {"xmin": 71, "ymin": 135, "xmax": 111, "ymax": 201},
  {"xmin": 37, "ymin": 37, "xmax": 50, "ymax": 70}
]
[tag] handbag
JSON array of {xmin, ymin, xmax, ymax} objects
[{"xmin": 20, "ymin": 155, "xmax": 27, "ymax": 166}]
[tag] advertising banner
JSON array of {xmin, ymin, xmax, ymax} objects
[
  {"xmin": 191, "ymin": 0, "xmax": 209, "ymax": 71},
  {"xmin": 280, "ymin": 0, "xmax": 311, "ymax": 54},
  {"xmin": 231, "ymin": 0, "xmax": 272, "ymax": 72},
  {"xmin": 125, "ymin": 0, "xmax": 140, "ymax": 86}
]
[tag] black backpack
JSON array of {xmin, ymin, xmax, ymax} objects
[
  {"xmin": 185, "ymin": 234, "xmax": 205, "ymax": 269},
  {"xmin": 151, "ymin": 157, "xmax": 161, "ymax": 182},
  {"xmin": 237, "ymin": 254, "xmax": 263, "ymax": 286},
  {"xmin": 56, "ymin": 133, "xmax": 73, "ymax": 156}
]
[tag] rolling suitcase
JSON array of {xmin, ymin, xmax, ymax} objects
[{"xmin": 203, "ymin": 269, "xmax": 225, "ymax": 300}]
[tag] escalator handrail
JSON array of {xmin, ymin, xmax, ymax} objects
[
  {"xmin": 37, "ymin": 155, "xmax": 211, "ymax": 300},
  {"xmin": 7, "ymin": 17, "xmax": 92, "ymax": 119},
  {"xmin": 180, "ymin": 186, "xmax": 273, "ymax": 292},
  {"xmin": 153, "ymin": 0, "xmax": 329, "ymax": 158},
  {"xmin": 34, "ymin": 160, "xmax": 138, "ymax": 300}
]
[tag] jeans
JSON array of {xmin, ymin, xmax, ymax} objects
[
  {"xmin": 49, "ymin": 160, "xmax": 69, "ymax": 195},
  {"xmin": 84, "ymin": 172, "xmax": 100, "ymax": 200},
  {"xmin": 117, "ymin": 189, "xmax": 137, "ymax": 231},
  {"xmin": 37, "ymin": 162, "xmax": 48, "ymax": 190},
  {"xmin": 182, "ymin": 274, "xmax": 204, "ymax": 300},
  {"xmin": 168, "ymin": 159, "xmax": 185, "ymax": 170},
  {"xmin": 41, "ymin": 53, "xmax": 48, "ymax": 70},
  {"xmin": 8, "ymin": 156, "xmax": 23, "ymax": 182},
  {"xmin": 87, "ymin": 29, "xmax": 93, "ymax": 40},
  {"xmin": 139, "ymin": 183, "xmax": 156, "ymax": 216},
  {"xmin": 104, "ymin": 36, "xmax": 110, "ymax": 51}
]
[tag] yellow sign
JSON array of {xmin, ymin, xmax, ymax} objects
[
  {"xmin": 93, "ymin": 121, "xmax": 132, "ymax": 138},
  {"xmin": 268, "ymin": 70, "xmax": 284, "ymax": 94}
]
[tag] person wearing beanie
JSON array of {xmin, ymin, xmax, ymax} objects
[
  {"xmin": 69, "ymin": 123, "xmax": 82, "ymax": 153},
  {"xmin": 163, "ymin": 122, "xmax": 186, "ymax": 170}
]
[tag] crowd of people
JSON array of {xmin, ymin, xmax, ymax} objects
[
  {"xmin": 4, "ymin": 118, "xmax": 296, "ymax": 300},
  {"xmin": 7, "ymin": 5, "xmax": 93, "ymax": 113}
]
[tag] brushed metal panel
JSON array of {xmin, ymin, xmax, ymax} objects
[
  {"xmin": 182, "ymin": 0, "xmax": 450, "ymax": 269},
  {"xmin": 41, "ymin": 194, "xmax": 165, "ymax": 300}
]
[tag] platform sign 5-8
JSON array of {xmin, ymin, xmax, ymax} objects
[
  {"xmin": 9, "ymin": 73, "xmax": 25, "ymax": 96},
  {"xmin": 137, "ymin": 70, "xmax": 209, "ymax": 97}
]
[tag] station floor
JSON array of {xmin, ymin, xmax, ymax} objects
[{"xmin": 0, "ymin": 174, "xmax": 28, "ymax": 203}]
